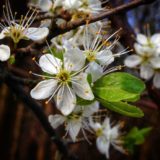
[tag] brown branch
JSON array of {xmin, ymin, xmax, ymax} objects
[
  {"xmin": 0, "ymin": 64, "xmax": 78, "ymax": 160},
  {"xmin": 47, "ymin": 0, "xmax": 156, "ymax": 38}
]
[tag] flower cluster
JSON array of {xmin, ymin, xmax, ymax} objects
[
  {"xmin": 35, "ymin": 0, "xmax": 108, "ymax": 15},
  {"xmin": 0, "ymin": 0, "xmax": 49, "ymax": 62},
  {"xmin": 0, "ymin": 1, "xmax": 149, "ymax": 159},
  {"xmin": 125, "ymin": 33, "xmax": 160, "ymax": 88},
  {"xmin": 29, "ymin": 22, "xmax": 129, "ymax": 158},
  {"xmin": 90, "ymin": 117, "xmax": 124, "ymax": 158}
]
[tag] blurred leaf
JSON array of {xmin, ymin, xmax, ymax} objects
[
  {"xmin": 9, "ymin": 55, "xmax": 15, "ymax": 64},
  {"xmin": 93, "ymin": 72, "xmax": 145, "ymax": 102},
  {"xmin": 123, "ymin": 127, "xmax": 152, "ymax": 154},
  {"xmin": 98, "ymin": 99, "xmax": 144, "ymax": 117},
  {"xmin": 77, "ymin": 97, "xmax": 95, "ymax": 106}
]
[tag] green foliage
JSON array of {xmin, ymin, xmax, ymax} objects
[
  {"xmin": 9, "ymin": 55, "xmax": 15, "ymax": 64},
  {"xmin": 123, "ymin": 127, "xmax": 151, "ymax": 154},
  {"xmin": 98, "ymin": 99, "xmax": 144, "ymax": 117},
  {"xmin": 93, "ymin": 72, "xmax": 145, "ymax": 102},
  {"xmin": 45, "ymin": 47, "xmax": 64, "ymax": 60},
  {"xmin": 76, "ymin": 97, "xmax": 95, "ymax": 106},
  {"xmin": 93, "ymin": 72, "xmax": 145, "ymax": 117}
]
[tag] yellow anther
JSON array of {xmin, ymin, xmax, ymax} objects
[
  {"xmin": 45, "ymin": 101, "xmax": 49, "ymax": 104},
  {"xmin": 29, "ymin": 70, "xmax": 32, "ymax": 74},
  {"xmin": 32, "ymin": 57, "xmax": 36, "ymax": 61}
]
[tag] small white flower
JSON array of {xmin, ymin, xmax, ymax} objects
[
  {"xmin": 52, "ymin": 23, "xmax": 126, "ymax": 82},
  {"xmin": 37, "ymin": 0, "xmax": 62, "ymax": 11},
  {"xmin": 79, "ymin": 0, "xmax": 108, "ymax": 15},
  {"xmin": 80, "ymin": 26, "xmax": 128, "ymax": 82},
  {"xmin": 125, "ymin": 33, "xmax": 160, "ymax": 87},
  {"xmin": 0, "ymin": 44, "xmax": 10, "ymax": 61},
  {"xmin": 30, "ymin": 49, "xmax": 94, "ymax": 115},
  {"xmin": 0, "ymin": 2, "xmax": 49, "ymax": 44},
  {"xmin": 90, "ymin": 117, "xmax": 124, "ymax": 159},
  {"xmin": 48, "ymin": 101, "xmax": 99, "ymax": 142},
  {"xmin": 51, "ymin": 22, "xmax": 103, "ymax": 51},
  {"xmin": 63, "ymin": 0, "xmax": 82, "ymax": 10}
]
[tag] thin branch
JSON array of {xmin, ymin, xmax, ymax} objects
[
  {"xmin": 0, "ymin": 65, "xmax": 78, "ymax": 160},
  {"xmin": 47, "ymin": 0, "xmax": 156, "ymax": 38}
]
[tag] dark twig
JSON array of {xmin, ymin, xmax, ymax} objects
[
  {"xmin": 0, "ymin": 66, "xmax": 78, "ymax": 160},
  {"xmin": 48, "ymin": 0, "xmax": 157, "ymax": 38}
]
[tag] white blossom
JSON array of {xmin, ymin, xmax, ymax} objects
[
  {"xmin": 51, "ymin": 22, "xmax": 103, "ymax": 51},
  {"xmin": 34, "ymin": 0, "xmax": 107, "ymax": 15},
  {"xmin": 124, "ymin": 33, "xmax": 160, "ymax": 88},
  {"xmin": 0, "ymin": 1, "xmax": 49, "ymax": 44},
  {"xmin": 90, "ymin": 117, "xmax": 124, "ymax": 159},
  {"xmin": 75, "ymin": 26, "xmax": 128, "ymax": 82},
  {"xmin": 0, "ymin": 45, "xmax": 10, "ymax": 61},
  {"xmin": 30, "ymin": 50, "xmax": 94, "ymax": 115},
  {"xmin": 48, "ymin": 101, "xmax": 99, "ymax": 142},
  {"xmin": 79, "ymin": 0, "xmax": 109, "ymax": 15}
]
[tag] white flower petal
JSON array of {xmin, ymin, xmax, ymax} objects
[
  {"xmin": 109, "ymin": 125, "xmax": 120, "ymax": 139},
  {"xmin": 134, "ymin": 43, "xmax": 154, "ymax": 56},
  {"xmin": 0, "ymin": 45, "xmax": 10, "ymax": 61},
  {"xmin": 134, "ymin": 43, "xmax": 144, "ymax": 55},
  {"xmin": 38, "ymin": 0, "xmax": 52, "ymax": 11},
  {"xmin": 155, "ymin": 47, "xmax": 160, "ymax": 56},
  {"xmin": 124, "ymin": 55, "xmax": 141, "ymax": 68},
  {"xmin": 25, "ymin": 27, "xmax": 49, "ymax": 41},
  {"xmin": 66, "ymin": 119, "xmax": 81, "ymax": 142},
  {"xmin": 86, "ymin": 62, "xmax": 103, "ymax": 82},
  {"xmin": 83, "ymin": 101, "xmax": 99, "ymax": 117},
  {"xmin": 102, "ymin": 117, "xmax": 111, "ymax": 130},
  {"xmin": 39, "ymin": 54, "xmax": 62, "ymax": 74},
  {"xmin": 96, "ymin": 49, "xmax": 114, "ymax": 66},
  {"xmin": 140, "ymin": 64, "xmax": 154, "ymax": 80},
  {"xmin": 150, "ymin": 57, "xmax": 160, "ymax": 69},
  {"xmin": 48, "ymin": 114, "xmax": 66, "ymax": 129},
  {"xmin": 89, "ymin": 119, "xmax": 102, "ymax": 131},
  {"xmin": 153, "ymin": 73, "xmax": 160, "ymax": 88},
  {"xmin": 62, "ymin": 39, "xmax": 74, "ymax": 51},
  {"xmin": 54, "ymin": 0, "xmax": 63, "ymax": 7},
  {"xmin": 0, "ymin": 27, "xmax": 9, "ymax": 39},
  {"xmin": 64, "ymin": 48, "xmax": 85, "ymax": 72},
  {"xmin": 151, "ymin": 33, "xmax": 160, "ymax": 46},
  {"xmin": 30, "ymin": 79, "xmax": 58, "ymax": 100},
  {"xmin": 136, "ymin": 34, "xmax": 148, "ymax": 45},
  {"xmin": 72, "ymin": 73, "xmax": 94, "ymax": 100},
  {"xmin": 63, "ymin": 0, "xmax": 82, "ymax": 10},
  {"xmin": 56, "ymin": 85, "xmax": 76, "ymax": 115},
  {"xmin": 96, "ymin": 136, "xmax": 110, "ymax": 158}
]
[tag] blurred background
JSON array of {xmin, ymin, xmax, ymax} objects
[{"xmin": 0, "ymin": 0, "xmax": 160, "ymax": 160}]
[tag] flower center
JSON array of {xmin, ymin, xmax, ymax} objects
[
  {"xmin": 5, "ymin": 26, "xmax": 24, "ymax": 44},
  {"xmin": 67, "ymin": 112, "xmax": 82, "ymax": 120},
  {"xmin": 85, "ymin": 50, "xmax": 96, "ymax": 62},
  {"xmin": 141, "ymin": 54, "xmax": 153, "ymax": 63},
  {"xmin": 95, "ymin": 128, "xmax": 103, "ymax": 137},
  {"xmin": 57, "ymin": 69, "xmax": 71, "ymax": 83}
]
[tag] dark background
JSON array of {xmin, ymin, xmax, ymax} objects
[{"xmin": 0, "ymin": 0, "xmax": 160, "ymax": 160}]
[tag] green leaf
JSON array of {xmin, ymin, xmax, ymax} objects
[
  {"xmin": 93, "ymin": 72, "xmax": 145, "ymax": 102},
  {"xmin": 45, "ymin": 47, "xmax": 64, "ymax": 60},
  {"xmin": 98, "ymin": 99, "xmax": 144, "ymax": 117},
  {"xmin": 9, "ymin": 55, "xmax": 15, "ymax": 64},
  {"xmin": 123, "ymin": 127, "xmax": 151, "ymax": 153},
  {"xmin": 76, "ymin": 97, "xmax": 95, "ymax": 106}
]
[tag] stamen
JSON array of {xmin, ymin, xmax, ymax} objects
[
  {"xmin": 45, "ymin": 41, "xmax": 61, "ymax": 72},
  {"xmin": 45, "ymin": 83, "xmax": 62, "ymax": 104},
  {"xmin": 29, "ymin": 70, "xmax": 54, "ymax": 79}
]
